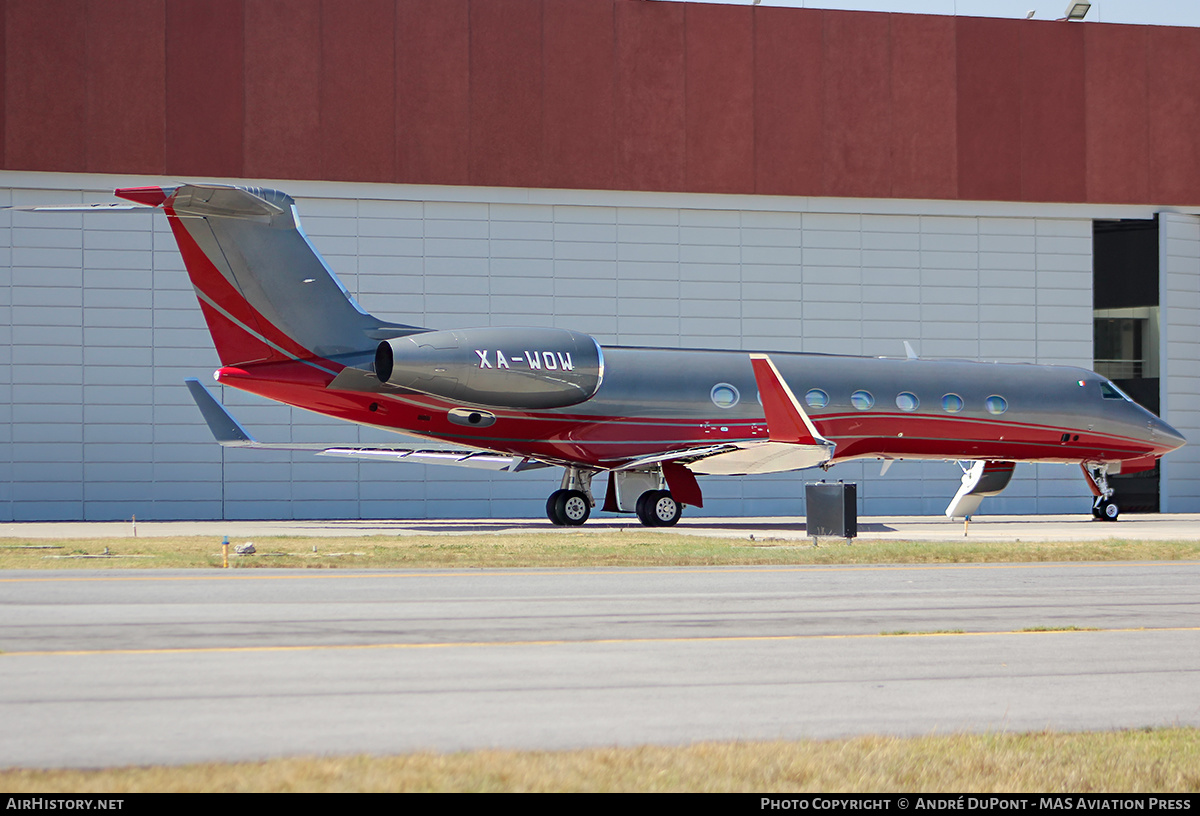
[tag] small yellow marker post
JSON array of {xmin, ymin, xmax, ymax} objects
[
  {"xmin": 964, "ymin": 516, "xmax": 970, "ymax": 537},
  {"xmin": 222, "ymin": 536, "xmax": 229, "ymax": 568}
]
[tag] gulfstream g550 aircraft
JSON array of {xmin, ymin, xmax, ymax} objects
[{"xmin": 110, "ymin": 184, "xmax": 1183, "ymax": 526}]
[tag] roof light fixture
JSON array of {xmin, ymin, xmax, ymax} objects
[{"xmin": 1064, "ymin": 2, "xmax": 1091, "ymax": 21}]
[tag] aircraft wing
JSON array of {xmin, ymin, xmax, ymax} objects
[
  {"xmin": 184, "ymin": 379, "xmax": 548, "ymax": 472},
  {"xmin": 609, "ymin": 355, "xmax": 837, "ymax": 477}
]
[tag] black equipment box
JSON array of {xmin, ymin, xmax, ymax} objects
[{"xmin": 805, "ymin": 481, "xmax": 858, "ymax": 539}]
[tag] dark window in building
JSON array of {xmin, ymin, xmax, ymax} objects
[{"xmin": 1093, "ymin": 217, "xmax": 1160, "ymax": 511}]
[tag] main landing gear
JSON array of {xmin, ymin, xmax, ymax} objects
[
  {"xmin": 545, "ymin": 466, "xmax": 688, "ymax": 527},
  {"xmin": 1084, "ymin": 464, "xmax": 1120, "ymax": 521},
  {"xmin": 546, "ymin": 489, "xmax": 590, "ymax": 526},
  {"xmin": 546, "ymin": 467, "xmax": 595, "ymax": 526},
  {"xmin": 635, "ymin": 489, "xmax": 682, "ymax": 527}
]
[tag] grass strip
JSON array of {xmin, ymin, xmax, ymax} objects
[
  {"xmin": 2, "ymin": 729, "xmax": 1197, "ymax": 792},
  {"xmin": 0, "ymin": 533, "xmax": 1198, "ymax": 570}
]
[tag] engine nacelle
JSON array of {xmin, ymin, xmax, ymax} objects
[{"xmin": 375, "ymin": 327, "xmax": 603, "ymax": 410}]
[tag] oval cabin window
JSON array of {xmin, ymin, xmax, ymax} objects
[{"xmin": 851, "ymin": 390, "xmax": 875, "ymax": 411}]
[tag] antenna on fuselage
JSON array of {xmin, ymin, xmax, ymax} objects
[{"xmin": 903, "ymin": 341, "xmax": 919, "ymax": 360}]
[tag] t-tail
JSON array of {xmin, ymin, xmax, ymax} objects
[{"xmin": 115, "ymin": 184, "xmax": 422, "ymax": 368}]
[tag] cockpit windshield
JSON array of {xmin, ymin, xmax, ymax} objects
[{"xmin": 1100, "ymin": 380, "xmax": 1132, "ymax": 401}]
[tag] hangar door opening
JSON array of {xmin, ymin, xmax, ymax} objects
[{"xmin": 1093, "ymin": 217, "xmax": 1160, "ymax": 512}]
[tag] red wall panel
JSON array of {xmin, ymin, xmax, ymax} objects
[
  {"xmin": 956, "ymin": 17, "xmax": 1021, "ymax": 202},
  {"xmin": 6, "ymin": 1, "xmax": 1200, "ymax": 206},
  {"xmin": 614, "ymin": 0, "xmax": 685, "ymax": 193},
  {"xmin": 1147, "ymin": 25, "xmax": 1200, "ymax": 206},
  {"xmin": 753, "ymin": 7, "xmax": 823, "ymax": 197},
  {"xmin": 6, "ymin": 0, "xmax": 86, "ymax": 172},
  {"xmin": 469, "ymin": 0, "xmax": 544, "ymax": 189},
  {"xmin": 684, "ymin": 3, "xmax": 753, "ymax": 194},
  {"xmin": 319, "ymin": 0, "xmax": 395, "ymax": 183},
  {"xmin": 890, "ymin": 13, "xmax": 957, "ymax": 200},
  {"xmin": 543, "ymin": 0, "xmax": 614, "ymax": 191},
  {"xmin": 1084, "ymin": 24, "xmax": 1149, "ymax": 204},
  {"xmin": 822, "ymin": 10, "xmax": 893, "ymax": 198},
  {"xmin": 244, "ymin": 0, "xmax": 320, "ymax": 181},
  {"xmin": 1020, "ymin": 21, "xmax": 1085, "ymax": 202},
  {"xmin": 165, "ymin": 0, "xmax": 243, "ymax": 178},
  {"xmin": 85, "ymin": 0, "xmax": 166, "ymax": 175},
  {"xmin": 0, "ymin": 0, "xmax": 8, "ymax": 168},
  {"xmin": 396, "ymin": 0, "xmax": 470, "ymax": 186}
]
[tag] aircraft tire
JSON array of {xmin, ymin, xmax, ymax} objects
[
  {"xmin": 1101, "ymin": 499, "xmax": 1120, "ymax": 521},
  {"xmin": 546, "ymin": 490, "xmax": 568, "ymax": 525},
  {"xmin": 637, "ymin": 489, "xmax": 681, "ymax": 527},
  {"xmin": 556, "ymin": 490, "xmax": 591, "ymax": 526},
  {"xmin": 635, "ymin": 490, "xmax": 659, "ymax": 527}
]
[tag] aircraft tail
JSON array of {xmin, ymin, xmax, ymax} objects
[{"xmin": 116, "ymin": 184, "xmax": 422, "ymax": 367}]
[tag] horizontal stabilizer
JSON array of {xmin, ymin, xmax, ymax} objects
[
  {"xmin": 5, "ymin": 202, "xmax": 143, "ymax": 212},
  {"xmin": 115, "ymin": 184, "xmax": 287, "ymax": 219}
]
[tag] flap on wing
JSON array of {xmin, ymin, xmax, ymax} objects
[
  {"xmin": 610, "ymin": 445, "xmax": 737, "ymax": 472},
  {"xmin": 688, "ymin": 441, "xmax": 833, "ymax": 476}
]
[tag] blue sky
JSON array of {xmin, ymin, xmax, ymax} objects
[{"xmin": 656, "ymin": 0, "xmax": 1200, "ymax": 27}]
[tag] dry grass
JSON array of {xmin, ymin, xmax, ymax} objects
[
  {"xmin": 1, "ymin": 533, "xmax": 1199, "ymax": 571},
  {"xmin": 2, "ymin": 730, "xmax": 1197, "ymax": 792}
]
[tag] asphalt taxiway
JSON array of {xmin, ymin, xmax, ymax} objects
[{"xmin": 2, "ymin": 559, "xmax": 1198, "ymax": 768}]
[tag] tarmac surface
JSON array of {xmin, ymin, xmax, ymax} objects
[
  {"xmin": 3, "ymin": 512, "xmax": 1200, "ymax": 541},
  {"xmin": 2, "ymin": 547, "xmax": 1199, "ymax": 767}
]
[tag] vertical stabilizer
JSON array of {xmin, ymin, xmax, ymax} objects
[{"xmin": 116, "ymin": 184, "xmax": 422, "ymax": 367}]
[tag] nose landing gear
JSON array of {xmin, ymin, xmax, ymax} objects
[
  {"xmin": 1083, "ymin": 464, "xmax": 1120, "ymax": 521},
  {"xmin": 1093, "ymin": 497, "xmax": 1120, "ymax": 521}
]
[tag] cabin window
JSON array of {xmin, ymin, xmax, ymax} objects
[
  {"xmin": 941, "ymin": 393, "xmax": 964, "ymax": 413},
  {"xmin": 805, "ymin": 389, "xmax": 829, "ymax": 409},
  {"xmin": 896, "ymin": 392, "xmax": 919, "ymax": 412},
  {"xmin": 985, "ymin": 395, "xmax": 1008, "ymax": 415},
  {"xmin": 851, "ymin": 390, "xmax": 875, "ymax": 410},
  {"xmin": 711, "ymin": 383, "xmax": 740, "ymax": 408}
]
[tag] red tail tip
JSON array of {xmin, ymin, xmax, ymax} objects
[{"xmin": 114, "ymin": 186, "xmax": 169, "ymax": 207}]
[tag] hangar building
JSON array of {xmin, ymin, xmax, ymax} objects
[{"xmin": 2, "ymin": 0, "xmax": 1198, "ymax": 520}]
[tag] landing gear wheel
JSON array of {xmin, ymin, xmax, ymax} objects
[
  {"xmin": 556, "ymin": 489, "xmax": 591, "ymax": 526},
  {"xmin": 1099, "ymin": 499, "xmax": 1120, "ymax": 521},
  {"xmin": 636, "ymin": 489, "xmax": 681, "ymax": 527},
  {"xmin": 546, "ymin": 489, "xmax": 568, "ymax": 525}
]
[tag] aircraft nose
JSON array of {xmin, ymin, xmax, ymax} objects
[{"xmin": 1151, "ymin": 418, "xmax": 1187, "ymax": 454}]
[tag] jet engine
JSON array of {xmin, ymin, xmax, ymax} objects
[{"xmin": 374, "ymin": 327, "xmax": 603, "ymax": 409}]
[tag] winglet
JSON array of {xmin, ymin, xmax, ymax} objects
[
  {"xmin": 184, "ymin": 378, "xmax": 256, "ymax": 446},
  {"xmin": 748, "ymin": 354, "xmax": 829, "ymax": 447}
]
